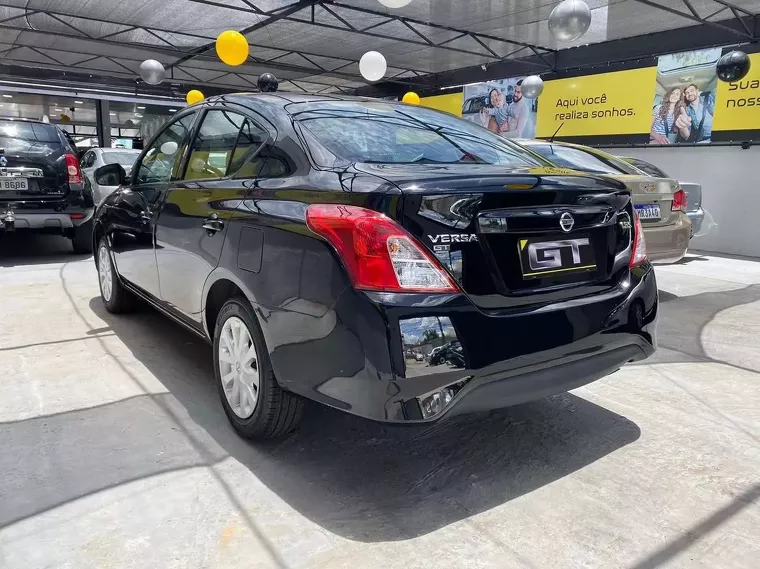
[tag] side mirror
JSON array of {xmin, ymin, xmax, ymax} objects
[{"xmin": 94, "ymin": 163, "xmax": 127, "ymax": 187}]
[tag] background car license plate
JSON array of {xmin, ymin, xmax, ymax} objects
[
  {"xmin": 518, "ymin": 235, "xmax": 597, "ymax": 279},
  {"xmin": 635, "ymin": 204, "xmax": 661, "ymax": 220},
  {"xmin": 0, "ymin": 177, "xmax": 28, "ymax": 191}
]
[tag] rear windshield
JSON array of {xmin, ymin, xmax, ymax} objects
[
  {"xmin": 0, "ymin": 121, "xmax": 60, "ymax": 143},
  {"xmin": 625, "ymin": 158, "xmax": 668, "ymax": 178},
  {"xmin": 102, "ymin": 150, "xmax": 140, "ymax": 167},
  {"xmin": 289, "ymin": 101, "xmax": 541, "ymax": 167},
  {"xmin": 0, "ymin": 121, "xmax": 61, "ymax": 155},
  {"xmin": 524, "ymin": 143, "xmax": 641, "ymax": 176}
]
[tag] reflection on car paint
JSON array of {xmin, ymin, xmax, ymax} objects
[{"xmin": 400, "ymin": 316, "xmax": 467, "ymax": 378}]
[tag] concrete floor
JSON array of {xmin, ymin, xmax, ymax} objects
[{"xmin": 0, "ymin": 235, "xmax": 758, "ymax": 569}]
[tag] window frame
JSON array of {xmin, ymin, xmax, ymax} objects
[
  {"xmin": 81, "ymin": 151, "xmax": 95, "ymax": 168},
  {"xmin": 131, "ymin": 109, "xmax": 200, "ymax": 187},
  {"xmin": 178, "ymin": 106, "xmax": 273, "ymax": 183}
]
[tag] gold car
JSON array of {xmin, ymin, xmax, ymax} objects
[{"xmin": 518, "ymin": 140, "xmax": 690, "ymax": 264}]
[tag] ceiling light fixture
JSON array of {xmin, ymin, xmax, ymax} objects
[
  {"xmin": 169, "ymin": 109, "xmax": 177, "ymax": 112},
  {"xmin": 74, "ymin": 100, "xmax": 84, "ymax": 104},
  {"xmin": 137, "ymin": 106, "xmax": 145, "ymax": 110},
  {"xmin": 2, "ymin": 94, "xmax": 12, "ymax": 98}
]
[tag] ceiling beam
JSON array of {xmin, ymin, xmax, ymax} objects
[
  {"xmin": 322, "ymin": 0, "xmax": 556, "ymax": 54},
  {"xmin": 633, "ymin": 0, "xmax": 754, "ymax": 39},
  {"xmin": 165, "ymin": 0, "xmax": 317, "ymax": 69},
  {"xmin": 355, "ymin": 14, "xmax": 759, "ymax": 98},
  {"xmin": 3, "ymin": 3, "xmax": 431, "ymax": 87}
]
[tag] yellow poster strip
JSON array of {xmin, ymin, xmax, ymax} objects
[
  {"xmin": 419, "ymin": 92, "xmax": 463, "ymax": 117},
  {"xmin": 713, "ymin": 53, "xmax": 760, "ymax": 132},
  {"xmin": 536, "ymin": 67, "xmax": 658, "ymax": 137}
]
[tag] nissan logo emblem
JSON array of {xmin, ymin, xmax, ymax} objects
[{"xmin": 559, "ymin": 212, "xmax": 575, "ymax": 233}]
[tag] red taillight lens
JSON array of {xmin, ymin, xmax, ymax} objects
[
  {"xmin": 629, "ymin": 210, "xmax": 648, "ymax": 268},
  {"xmin": 306, "ymin": 204, "xmax": 460, "ymax": 293},
  {"xmin": 671, "ymin": 188, "xmax": 686, "ymax": 212},
  {"xmin": 65, "ymin": 153, "xmax": 82, "ymax": 185}
]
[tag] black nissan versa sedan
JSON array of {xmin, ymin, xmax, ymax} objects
[
  {"xmin": 0, "ymin": 119, "xmax": 94, "ymax": 252},
  {"xmin": 92, "ymin": 94, "xmax": 657, "ymax": 440}
]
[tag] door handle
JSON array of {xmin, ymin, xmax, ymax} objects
[{"xmin": 202, "ymin": 214, "xmax": 224, "ymax": 233}]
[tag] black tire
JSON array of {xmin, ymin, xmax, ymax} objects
[
  {"xmin": 213, "ymin": 297, "xmax": 303, "ymax": 440},
  {"xmin": 72, "ymin": 219, "xmax": 94, "ymax": 254},
  {"xmin": 97, "ymin": 238, "xmax": 136, "ymax": 313}
]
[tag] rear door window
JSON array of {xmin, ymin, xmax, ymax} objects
[
  {"xmin": 183, "ymin": 110, "xmax": 269, "ymax": 180},
  {"xmin": 184, "ymin": 110, "xmax": 245, "ymax": 180},
  {"xmin": 135, "ymin": 112, "xmax": 197, "ymax": 185}
]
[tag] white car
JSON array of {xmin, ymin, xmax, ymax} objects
[{"xmin": 80, "ymin": 148, "xmax": 141, "ymax": 205}]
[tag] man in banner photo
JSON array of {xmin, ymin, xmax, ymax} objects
[
  {"xmin": 462, "ymin": 77, "xmax": 537, "ymax": 138},
  {"xmin": 650, "ymin": 48, "xmax": 721, "ymax": 144}
]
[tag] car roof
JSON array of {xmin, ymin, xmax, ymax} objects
[
  {"xmin": 200, "ymin": 92, "xmax": 385, "ymax": 111},
  {"xmin": 0, "ymin": 117, "xmax": 49, "ymax": 125}
]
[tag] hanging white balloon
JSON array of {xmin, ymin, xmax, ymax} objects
[
  {"xmin": 521, "ymin": 75, "xmax": 544, "ymax": 99},
  {"xmin": 359, "ymin": 51, "xmax": 388, "ymax": 82},
  {"xmin": 548, "ymin": 0, "xmax": 592, "ymax": 42},
  {"xmin": 378, "ymin": 0, "xmax": 413, "ymax": 7},
  {"xmin": 139, "ymin": 59, "xmax": 166, "ymax": 85}
]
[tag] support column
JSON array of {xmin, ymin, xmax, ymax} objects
[{"xmin": 96, "ymin": 99, "xmax": 111, "ymax": 148}]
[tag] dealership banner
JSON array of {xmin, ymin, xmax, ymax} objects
[
  {"xmin": 535, "ymin": 67, "xmax": 656, "ymax": 140},
  {"xmin": 419, "ymin": 92, "xmax": 463, "ymax": 116},
  {"xmin": 438, "ymin": 46, "xmax": 756, "ymax": 145},
  {"xmin": 461, "ymin": 77, "xmax": 538, "ymax": 138},
  {"xmin": 713, "ymin": 52, "xmax": 760, "ymax": 133}
]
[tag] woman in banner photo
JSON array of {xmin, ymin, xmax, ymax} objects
[
  {"xmin": 650, "ymin": 86, "xmax": 686, "ymax": 144},
  {"xmin": 650, "ymin": 47, "xmax": 720, "ymax": 144}
]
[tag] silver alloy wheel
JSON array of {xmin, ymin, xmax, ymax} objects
[
  {"xmin": 218, "ymin": 316, "xmax": 260, "ymax": 419},
  {"xmin": 98, "ymin": 245, "xmax": 113, "ymax": 302}
]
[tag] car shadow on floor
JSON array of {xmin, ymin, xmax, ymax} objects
[
  {"xmin": 0, "ymin": 233, "xmax": 88, "ymax": 266},
  {"xmin": 78, "ymin": 297, "xmax": 641, "ymax": 542}
]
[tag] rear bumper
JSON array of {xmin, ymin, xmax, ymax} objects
[
  {"xmin": 269, "ymin": 264, "xmax": 658, "ymax": 424},
  {"xmin": 687, "ymin": 208, "xmax": 704, "ymax": 236},
  {"xmin": 1, "ymin": 195, "xmax": 94, "ymax": 234},
  {"xmin": 643, "ymin": 213, "xmax": 691, "ymax": 264},
  {"xmin": 0, "ymin": 211, "xmax": 93, "ymax": 231}
]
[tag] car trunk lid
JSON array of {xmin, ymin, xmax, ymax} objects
[
  {"xmin": 356, "ymin": 164, "xmax": 635, "ymax": 311},
  {"xmin": 614, "ymin": 174, "xmax": 680, "ymax": 228}
]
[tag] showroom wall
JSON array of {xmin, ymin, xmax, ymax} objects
[{"xmin": 607, "ymin": 145, "xmax": 760, "ymax": 258}]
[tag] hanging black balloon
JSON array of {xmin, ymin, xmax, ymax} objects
[
  {"xmin": 716, "ymin": 50, "xmax": 751, "ymax": 83},
  {"xmin": 257, "ymin": 73, "xmax": 279, "ymax": 93}
]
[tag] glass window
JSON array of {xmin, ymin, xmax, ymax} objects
[
  {"xmin": 135, "ymin": 112, "xmax": 196, "ymax": 185},
  {"xmin": 101, "ymin": 149, "xmax": 141, "ymax": 168},
  {"xmin": 525, "ymin": 143, "xmax": 641, "ymax": 175},
  {"xmin": 626, "ymin": 158, "xmax": 668, "ymax": 178},
  {"xmin": 0, "ymin": 120, "xmax": 60, "ymax": 142},
  {"xmin": 229, "ymin": 119, "xmax": 268, "ymax": 176},
  {"xmin": 184, "ymin": 110, "xmax": 246, "ymax": 180},
  {"xmin": 290, "ymin": 101, "xmax": 540, "ymax": 167}
]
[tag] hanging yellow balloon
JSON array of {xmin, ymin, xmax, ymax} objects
[
  {"xmin": 186, "ymin": 90, "xmax": 204, "ymax": 105},
  {"xmin": 216, "ymin": 30, "xmax": 249, "ymax": 66},
  {"xmin": 402, "ymin": 92, "xmax": 420, "ymax": 105}
]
